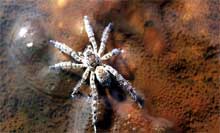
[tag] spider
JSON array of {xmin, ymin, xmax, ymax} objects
[{"xmin": 49, "ymin": 16, "xmax": 143, "ymax": 132}]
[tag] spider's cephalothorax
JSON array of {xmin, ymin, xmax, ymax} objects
[
  {"xmin": 83, "ymin": 45, "xmax": 101, "ymax": 67},
  {"xmin": 49, "ymin": 16, "xmax": 143, "ymax": 133}
]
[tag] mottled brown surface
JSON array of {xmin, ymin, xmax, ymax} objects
[{"xmin": 0, "ymin": 0, "xmax": 219, "ymax": 133}]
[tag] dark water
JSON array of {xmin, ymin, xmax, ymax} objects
[{"xmin": 0, "ymin": 0, "xmax": 219, "ymax": 133}]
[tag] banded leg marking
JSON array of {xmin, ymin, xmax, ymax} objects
[
  {"xmin": 49, "ymin": 61, "xmax": 86, "ymax": 70},
  {"xmin": 98, "ymin": 23, "xmax": 113, "ymax": 56},
  {"xmin": 90, "ymin": 71, "xmax": 98, "ymax": 133},
  {"xmin": 101, "ymin": 48, "xmax": 121, "ymax": 61},
  {"xmin": 83, "ymin": 16, "xmax": 98, "ymax": 53},
  {"xmin": 104, "ymin": 65, "xmax": 143, "ymax": 108},
  {"xmin": 49, "ymin": 40, "xmax": 83, "ymax": 62},
  {"xmin": 71, "ymin": 67, "xmax": 91, "ymax": 98}
]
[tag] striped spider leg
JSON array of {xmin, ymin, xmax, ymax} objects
[
  {"xmin": 89, "ymin": 71, "xmax": 99, "ymax": 133},
  {"xmin": 98, "ymin": 22, "xmax": 113, "ymax": 56},
  {"xmin": 84, "ymin": 16, "xmax": 98, "ymax": 54},
  {"xmin": 71, "ymin": 67, "xmax": 91, "ymax": 98},
  {"xmin": 49, "ymin": 40, "xmax": 83, "ymax": 62},
  {"xmin": 104, "ymin": 64, "xmax": 144, "ymax": 108}
]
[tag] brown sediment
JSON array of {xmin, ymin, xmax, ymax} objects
[{"xmin": 0, "ymin": 0, "xmax": 220, "ymax": 133}]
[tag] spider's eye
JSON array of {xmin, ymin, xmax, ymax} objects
[
  {"xmin": 87, "ymin": 45, "xmax": 92, "ymax": 49},
  {"xmin": 86, "ymin": 51, "xmax": 92, "ymax": 56}
]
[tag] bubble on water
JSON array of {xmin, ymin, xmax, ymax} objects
[{"xmin": 5, "ymin": 11, "xmax": 75, "ymax": 97}]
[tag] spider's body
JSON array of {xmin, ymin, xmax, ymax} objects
[
  {"xmin": 82, "ymin": 44, "xmax": 112, "ymax": 85},
  {"xmin": 83, "ymin": 45, "xmax": 101, "ymax": 67},
  {"xmin": 49, "ymin": 16, "xmax": 143, "ymax": 133}
]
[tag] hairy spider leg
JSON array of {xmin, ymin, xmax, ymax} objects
[
  {"xmin": 104, "ymin": 65, "xmax": 143, "ymax": 108},
  {"xmin": 84, "ymin": 16, "xmax": 98, "ymax": 54},
  {"xmin": 49, "ymin": 40, "xmax": 83, "ymax": 62},
  {"xmin": 101, "ymin": 48, "xmax": 121, "ymax": 61},
  {"xmin": 90, "ymin": 71, "xmax": 98, "ymax": 133},
  {"xmin": 98, "ymin": 23, "xmax": 113, "ymax": 56},
  {"xmin": 71, "ymin": 67, "xmax": 91, "ymax": 98},
  {"xmin": 49, "ymin": 61, "xmax": 86, "ymax": 70}
]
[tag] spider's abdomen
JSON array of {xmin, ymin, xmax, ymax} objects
[{"xmin": 95, "ymin": 66, "xmax": 110, "ymax": 86}]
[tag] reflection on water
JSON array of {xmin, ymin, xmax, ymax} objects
[
  {"xmin": 69, "ymin": 97, "xmax": 92, "ymax": 133},
  {"xmin": 0, "ymin": 0, "xmax": 219, "ymax": 133}
]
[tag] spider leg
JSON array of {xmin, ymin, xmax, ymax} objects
[
  {"xmin": 49, "ymin": 40, "xmax": 83, "ymax": 62},
  {"xmin": 101, "ymin": 48, "xmax": 121, "ymax": 61},
  {"xmin": 83, "ymin": 16, "xmax": 98, "ymax": 53},
  {"xmin": 71, "ymin": 67, "xmax": 91, "ymax": 98},
  {"xmin": 49, "ymin": 61, "xmax": 86, "ymax": 71},
  {"xmin": 98, "ymin": 23, "xmax": 113, "ymax": 56},
  {"xmin": 104, "ymin": 64, "xmax": 144, "ymax": 108},
  {"xmin": 90, "ymin": 71, "xmax": 98, "ymax": 133}
]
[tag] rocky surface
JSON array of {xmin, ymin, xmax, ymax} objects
[{"xmin": 0, "ymin": 0, "xmax": 219, "ymax": 132}]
